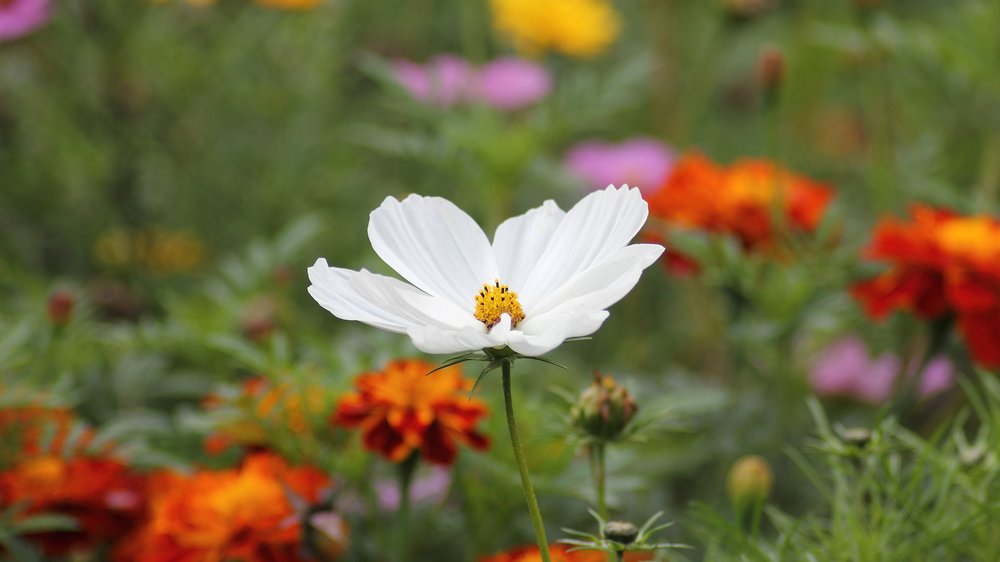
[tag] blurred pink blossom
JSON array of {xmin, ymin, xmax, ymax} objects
[
  {"xmin": 392, "ymin": 55, "xmax": 550, "ymax": 111},
  {"xmin": 375, "ymin": 466, "xmax": 451, "ymax": 512},
  {"xmin": 0, "ymin": 0, "xmax": 50, "ymax": 42},
  {"xmin": 393, "ymin": 55, "xmax": 475, "ymax": 108},
  {"xmin": 563, "ymin": 137, "xmax": 675, "ymax": 195},
  {"xmin": 916, "ymin": 356, "xmax": 954, "ymax": 397},
  {"xmin": 810, "ymin": 337, "xmax": 954, "ymax": 405},
  {"xmin": 476, "ymin": 57, "xmax": 552, "ymax": 110}
]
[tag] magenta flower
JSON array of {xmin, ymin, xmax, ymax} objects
[
  {"xmin": 0, "ymin": 0, "xmax": 50, "ymax": 42},
  {"xmin": 810, "ymin": 337, "xmax": 954, "ymax": 405},
  {"xmin": 563, "ymin": 137, "xmax": 675, "ymax": 196},
  {"xmin": 475, "ymin": 57, "xmax": 552, "ymax": 111},
  {"xmin": 392, "ymin": 54, "xmax": 551, "ymax": 111}
]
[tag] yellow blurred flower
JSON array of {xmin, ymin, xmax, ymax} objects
[
  {"xmin": 94, "ymin": 228, "xmax": 204, "ymax": 275},
  {"xmin": 490, "ymin": 0, "xmax": 621, "ymax": 58},
  {"xmin": 255, "ymin": 0, "xmax": 323, "ymax": 8}
]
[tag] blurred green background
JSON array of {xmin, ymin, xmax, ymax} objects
[{"xmin": 1, "ymin": 0, "xmax": 999, "ymax": 560}]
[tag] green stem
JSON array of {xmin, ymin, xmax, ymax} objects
[
  {"xmin": 591, "ymin": 443, "xmax": 608, "ymax": 521},
  {"xmin": 502, "ymin": 360, "xmax": 552, "ymax": 562},
  {"xmin": 392, "ymin": 454, "xmax": 418, "ymax": 562}
]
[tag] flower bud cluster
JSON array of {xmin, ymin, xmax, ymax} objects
[{"xmin": 571, "ymin": 372, "xmax": 638, "ymax": 442}]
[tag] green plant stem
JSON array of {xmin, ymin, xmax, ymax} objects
[
  {"xmin": 591, "ymin": 443, "xmax": 608, "ymax": 521},
  {"xmin": 502, "ymin": 360, "xmax": 552, "ymax": 562},
  {"xmin": 392, "ymin": 454, "xmax": 418, "ymax": 562}
]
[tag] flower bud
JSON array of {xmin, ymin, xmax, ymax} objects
[
  {"xmin": 242, "ymin": 297, "xmax": 278, "ymax": 343},
  {"xmin": 756, "ymin": 46, "xmax": 785, "ymax": 101},
  {"xmin": 571, "ymin": 372, "xmax": 638, "ymax": 442},
  {"xmin": 47, "ymin": 290, "xmax": 75, "ymax": 326},
  {"xmin": 727, "ymin": 455, "xmax": 772, "ymax": 511},
  {"xmin": 603, "ymin": 521, "xmax": 639, "ymax": 545},
  {"xmin": 720, "ymin": 0, "xmax": 772, "ymax": 23}
]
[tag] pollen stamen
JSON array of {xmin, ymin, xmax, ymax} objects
[{"xmin": 474, "ymin": 279, "xmax": 525, "ymax": 329}]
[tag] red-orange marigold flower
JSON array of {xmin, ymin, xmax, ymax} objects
[
  {"xmin": 480, "ymin": 545, "xmax": 652, "ymax": 562},
  {"xmin": 646, "ymin": 152, "xmax": 834, "ymax": 252},
  {"xmin": 333, "ymin": 359, "xmax": 490, "ymax": 465},
  {"xmin": 0, "ymin": 406, "xmax": 144, "ymax": 556},
  {"xmin": 114, "ymin": 453, "xmax": 333, "ymax": 562},
  {"xmin": 852, "ymin": 205, "xmax": 1000, "ymax": 368},
  {"xmin": 0, "ymin": 455, "xmax": 146, "ymax": 555}
]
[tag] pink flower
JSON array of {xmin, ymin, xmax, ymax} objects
[
  {"xmin": 0, "ymin": 0, "xmax": 50, "ymax": 42},
  {"xmin": 915, "ymin": 356, "xmax": 954, "ymax": 398},
  {"xmin": 392, "ymin": 55, "xmax": 551, "ymax": 111},
  {"xmin": 563, "ymin": 137, "xmax": 675, "ymax": 196},
  {"xmin": 393, "ymin": 55, "xmax": 475, "ymax": 108},
  {"xmin": 810, "ymin": 337, "xmax": 954, "ymax": 405},
  {"xmin": 375, "ymin": 466, "xmax": 451, "ymax": 512},
  {"xmin": 475, "ymin": 57, "xmax": 552, "ymax": 111}
]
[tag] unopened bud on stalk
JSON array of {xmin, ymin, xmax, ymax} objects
[
  {"xmin": 727, "ymin": 455, "xmax": 773, "ymax": 511},
  {"xmin": 720, "ymin": 0, "xmax": 772, "ymax": 22},
  {"xmin": 47, "ymin": 290, "xmax": 75, "ymax": 326},
  {"xmin": 603, "ymin": 521, "xmax": 639, "ymax": 545},
  {"xmin": 242, "ymin": 297, "xmax": 278, "ymax": 343},
  {"xmin": 756, "ymin": 46, "xmax": 785, "ymax": 102},
  {"xmin": 571, "ymin": 372, "xmax": 638, "ymax": 442}
]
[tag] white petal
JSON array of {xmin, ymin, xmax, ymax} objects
[
  {"xmin": 368, "ymin": 194, "xmax": 499, "ymax": 309},
  {"xmin": 407, "ymin": 325, "xmax": 498, "ymax": 354},
  {"xmin": 524, "ymin": 244, "xmax": 663, "ymax": 319},
  {"xmin": 349, "ymin": 269, "xmax": 480, "ymax": 330},
  {"xmin": 507, "ymin": 309, "xmax": 609, "ymax": 356},
  {"xmin": 518, "ymin": 185, "xmax": 649, "ymax": 307},
  {"xmin": 492, "ymin": 200, "xmax": 565, "ymax": 291},
  {"xmin": 307, "ymin": 259, "xmax": 474, "ymax": 334}
]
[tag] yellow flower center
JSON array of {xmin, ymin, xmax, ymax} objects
[
  {"xmin": 474, "ymin": 279, "xmax": 525, "ymax": 329},
  {"xmin": 18, "ymin": 455, "xmax": 66, "ymax": 488},
  {"xmin": 937, "ymin": 217, "xmax": 1000, "ymax": 262}
]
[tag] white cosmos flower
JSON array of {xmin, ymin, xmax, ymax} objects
[{"xmin": 307, "ymin": 185, "xmax": 664, "ymax": 356}]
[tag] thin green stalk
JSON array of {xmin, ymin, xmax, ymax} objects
[
  {"xmin": 392, "ymin": 454, "xmax": 418, "ymax": 562},
  {"xmin": 502, "ymin": 360, "xmax": 552, "ymax": 562},
  {"xmin": 591, "ymin": 443, "xmax": 608, "ymax": 521}
]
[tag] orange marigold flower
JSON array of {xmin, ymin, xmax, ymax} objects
[
  {"xmin": 852, "ymin": 205, "xmax": 1000, "ymax": 368},
  {"xmin": 0, "ymin": 406, "xmax": 145, "ymax": 556},
  {"xmin": 0, "ymin": 456, "xmax": 146, "ymax": 556},
  {"xmin": 333, "ymin": 359, "xmax": 490, "ymax": 465},
  {"xmin": 480, "ymin": 545, "xmax": 652, "ymax": 562},
  {"xmin": 646, "ymin": 152, "xmax": 835, "ymax": 252},
  {"xmin": 115, "ymin": 453, "xmax": 334, "ymax": 562},
  {"xmin": 203, "ymin": 377, "xmax": 332, "ymax": 454}
]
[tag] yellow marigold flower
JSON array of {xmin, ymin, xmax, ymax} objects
[{"xmin": 490, "ymin": 0, "xmax": 621, "ymax": 59}]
